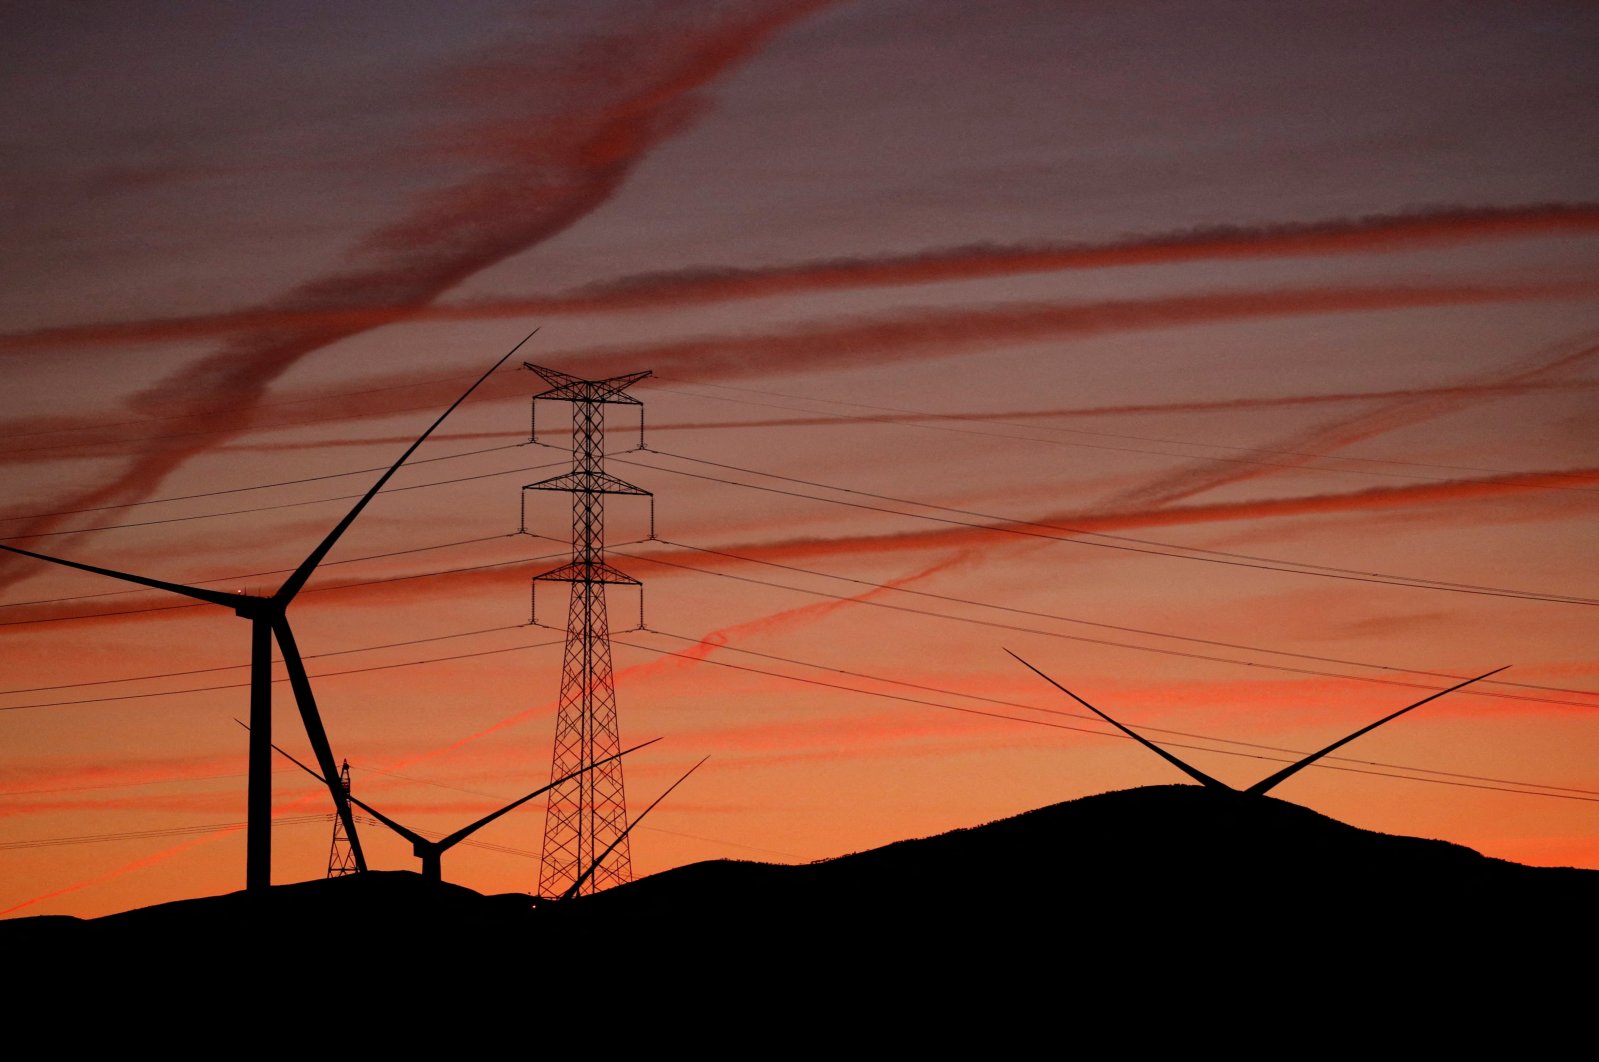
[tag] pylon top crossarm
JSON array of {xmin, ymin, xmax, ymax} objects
[
  {"xmin": 525, "ymin": 363, "xmax": 651, "ymax": 404},
  {"xmin": 524, "ymin": 470, "xmax": 652, "ymax": 496}
]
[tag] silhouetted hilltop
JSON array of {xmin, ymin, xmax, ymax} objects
[
  {"xmin": 547, "ymin": 785, "xmax": 1594, "ymax": 956},
  {"xmin": 8, "ymin": 786, "xmax": 1592, "ymax": 1004}
]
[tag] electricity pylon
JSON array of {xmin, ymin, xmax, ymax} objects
[
  {"xmin": 523, "ymin": 363, "xmax": 651, "ymax": 898},
  {"xmin": 326, "ymin": 760, "xmax": 358, "ymax": 878}
]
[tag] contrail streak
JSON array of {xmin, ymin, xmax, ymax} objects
[
  {"xmin": 544, "ymin": 279, "xmax": 1599, "ymax": 383},
  {"xmin": 0, "ymin": 2, "xmax": 833, "ymax": 591},
  {"xmin": 6, "ymin": 202, "xmax": 1594, "ymax": 353},
  {"xmin": 1108, "ymin": 333, "xmax": 1599, "ymax": 511},
  {"xmin": 9, "ymin": 461, "xmax": 1592, "ymax": 632}
]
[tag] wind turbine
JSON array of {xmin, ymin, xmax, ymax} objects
[
  {"xmin": 262, "ymin": 734, "xmax": 663, "ymax": 884},
  {"xmin": 1007, "ymin": 650, "xmax": 1509, "ymax": 795},
  {"xmin": 558, "ymin": 754, "xmax": 708, "ymax": 902},
  {"xmin": 1, "ymin": 336, "xmax": 531, "ymax": 892}
]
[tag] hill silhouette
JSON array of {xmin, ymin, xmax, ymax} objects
[{"xmin": 7, "ymin": 786, "xmax": 1591, "ymax": 1012}]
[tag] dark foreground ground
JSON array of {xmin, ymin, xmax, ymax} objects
[{"xmin": 6, "ymin": 786, "xmax": 1592, "ymax": 1026}]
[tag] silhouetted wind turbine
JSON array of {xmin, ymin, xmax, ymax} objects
[
  {"xmin": 560, "ymin": 754, "xmax": 708, "ymax": 902},
  {"xmin": 262, "ymin": 733, "xmax": 661, "ymax": 883},
  {"xmin": 1007, "ymin": 650, "xmax": 1509, "ymax": 795},
  {"xmin": 1, "ymin": 336, "xmax": 532, "ymax": 892}
]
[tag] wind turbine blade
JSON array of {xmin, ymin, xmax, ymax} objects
[
  {"xmin": 1006, "ymin": 649, "xmax": 1230, "ymax": 790},
  {"xmin": 561, "ymin": 755, "xmax": 709, "ymax": 902},
  {"xmin": 341, "ymin": 794, "xmax": 422, "ymax": 848},
  {"xmin": 244, "ymin": 719, "xmax": 427, "ymax": 848},
  {"xmin": 1244, "ymin": 665, "xmax": 1511, "ymax": 796},
  {"xmin": 272, "ymin": 616, "xmax": 368, "ymax": 871},
  {"xmin": 436, "ymin": 736, "xmax": 662, "ymax": 851},
  {"xmin": 0, "ymin": 543, "xmax": 247, "ymax": 609},
  {"xmin": 276, "ymin": 334, "xmax": 534, "ymax": 603},
  {"xmin": 238, "ymin": 719, "xmax": 325, "ymax": 782}
]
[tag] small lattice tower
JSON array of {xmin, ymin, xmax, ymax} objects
[
  {"xmin": 325, "ymin": 759, "xmax": 358, "ymax": 878},
  {"xmin": 523, "ymin": 363, "xmax": 651, "ymax": 897}
]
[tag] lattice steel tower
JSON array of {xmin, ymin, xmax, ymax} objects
[
  {"xmin": 325, "ymin": 759, "xmax": 358, "ymax": 877},
  {"xmin": 523, "ymin": 363, "xmax": 651, "ymax": 897}
]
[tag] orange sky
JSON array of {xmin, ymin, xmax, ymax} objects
[{"xmin": 3, "ymin": 1, "xmax": 1598, "ymax": 918}]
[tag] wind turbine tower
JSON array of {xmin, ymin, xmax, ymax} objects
[{"xmin": 523, "ymin": 363, "xmax": 651, "ymax": 897}]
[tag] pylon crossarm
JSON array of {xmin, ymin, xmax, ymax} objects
[
  {"xmin": 560, "ymin": 755, "xmax": 707, "ymax": 901},
  {"xmin": 524, "ymin": 471, "xmax": 652, "ymax": 496},
  {"xmin": 526, "ymin": 364, "xmax": 650, "ymax": 403},
  {"xmin": 0, "ymin": 543, "xmax": 249, "ymax": 609},
  {"xmin": 533, "ymin": 560, "xmax": 641, "ymax": 586},
  {"xmin": 276, "ymin": 339, "xmax": 529, "ymax": 603},
  {"xmin": 526, "ymin": 363, "xmax": 582, "ymax": 393},
  {"xmin": 590, "ymin": 371, "xmax": 651, "ymax": 403},
  {"xmin": 1244, "ymin": 665, "xmax": 1510, "ymax": 796},
  {"xmin": 1007, "ymin": 649, "xmax": 1230, "ymax": 790}
]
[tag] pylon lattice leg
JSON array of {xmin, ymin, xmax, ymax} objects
[{"xmin": 538, "ymin": 580, "xmax": 631, "ymax": 896}]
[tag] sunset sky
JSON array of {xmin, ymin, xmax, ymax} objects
[{"xmin": 4, "ymin": 1, "xmax": 1598, "ymax": 919}]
